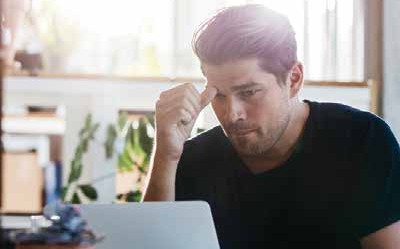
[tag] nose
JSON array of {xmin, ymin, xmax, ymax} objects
[{"xmin": 225, "ymin": 97, "xmax": 245, "ymax": 123}]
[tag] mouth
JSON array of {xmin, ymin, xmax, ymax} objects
[{"xmin": 231, "ymin": 128, "xmax": 257, "ymax": 136}]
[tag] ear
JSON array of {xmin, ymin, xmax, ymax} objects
[{"xmin": 288, "ymin": 62, "xmax": 304, "ymax": 98}]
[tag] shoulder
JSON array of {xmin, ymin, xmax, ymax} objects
[
  {"xmin": 308, "ymin": 100, "xmax": 375, "ymax": 124},
  {"xmin": 304, "ymin": 101, "xmax": 398, "ymax": 156},
  {"xmin": 307, "ymin": 100, "xmax": 388, "ymax": 137}
]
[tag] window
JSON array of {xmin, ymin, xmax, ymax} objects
[
  {"xmin": 16, "ymin": 0, "xmax": 364, "ymax": 81},
  {"xmin": 20, "ymin": 0, "xmax": 174, "ymax": 76}
]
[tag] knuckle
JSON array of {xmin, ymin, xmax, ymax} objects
[
  {"xmin": 155, "ymin": 99, "xmax": 162, "ymax": 108},
  {"xmin": 184, "ymin": 88, "xmax": 191, "ymax": 95},
  {"xmin": 176, "ymin": 82, "xmax": 189, "ymax": 91},
  {"xmin": 189, "ymin": 84, "xmax": 198, "ymax": 92},
  {"xmin": 178, "ymin": 108, "xmax": 185, "ymax": 115},
  {"xmin": 159, "ymin": 91, "xmax": 167, "ymax": 99},
  {"xmin": 195, "ymin": 105, "xmax": 201, "ymax": 114},
  {"xmin": 182, "ymin": 84, "xmax": 192, "ymax": 93},
  {"xmin": 184, "ymin": 82, "xmax": 195, "ymax": 91},
  {"xmin": 182, "ymin": 98, "xmax": 190, "ymax": 106}
]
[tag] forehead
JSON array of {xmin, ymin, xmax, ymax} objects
[{"xmin": 201, "ymin": 58, "xmax": 276, "ymax": 89}]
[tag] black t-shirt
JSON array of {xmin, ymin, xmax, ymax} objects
[{"xmin": 175, "ymin": 100, "xmax": 400, "ymax": 249}]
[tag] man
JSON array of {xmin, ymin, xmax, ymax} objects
[{"xmin": 143, "ymin": 4, "xmax": 400, "ymax": 249}]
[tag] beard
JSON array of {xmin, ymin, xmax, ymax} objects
[{"xmin": 224, "ymin": 114, "xmax": 290, "ymax": 157}]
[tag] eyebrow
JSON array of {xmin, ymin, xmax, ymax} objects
[{"xmin": 231, "ymin": 82, "xmax": 262, "ymax": 91}]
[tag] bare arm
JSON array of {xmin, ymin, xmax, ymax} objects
[
  {"xmin": 361, "ymin": 221, "xmax": 400, "ymax": 249},
  {"xmin": 142, "ymin": 83, "xmax": 216, "ymax": 201},
  {"xmin": 142, "ymin": 153, "xmax": 179, "ymax": 201}
]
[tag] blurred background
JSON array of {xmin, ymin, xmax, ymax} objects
[
  {"xmin": 4, "ymin": 0, "xmax": 366, "ymax": 79},
  {"xmin": 0, "ymin": 0, "xmax": 398, "ymax": 227}
]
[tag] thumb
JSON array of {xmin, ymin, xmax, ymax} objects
[{"xmin": 200, "ymin": 86, "xmax": 217, "ymax": 109}]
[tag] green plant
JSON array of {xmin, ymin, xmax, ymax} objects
[
  {"xmin": 63, "ymin": 111, "xmax": 202, "ymax": 204},
  {"xmin": 63, "ymin": 112, "xmax": 155, "ymax": 204},
  {"xmin": 105, "ymin": 112, "xmax": 154, "ymax": 202},
  {"xmin": 62, "ymin": 114, "xmax": 99, "ymax": 204}
]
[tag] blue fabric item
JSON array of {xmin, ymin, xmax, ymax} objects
[
  {"xmin": 11, "ymin": 202, "xmax": 101, "ymax": 245},
  {"xmin": 45, "ymin": 161, "xmax": 62, "ymax": 205}
]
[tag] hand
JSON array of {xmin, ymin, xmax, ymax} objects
[{"xmin": 155, "ymin": 83, "xmax": 217, "ymax": 162}]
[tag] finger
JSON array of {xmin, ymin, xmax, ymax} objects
[
  {"xmin": 160, "ymin": 100, "xmax": 198, "ymax": 121},
  {"xmin": 177, "ymin": 83, "xmax": 202, "ymax": 112},
  {"xmin": 159, "ymin": 85, "xmax": 201, "ymax": 114},
  {"xmin": 200, "ymin": 86, "xmax": 217, "ymax": 109},
  {"xmin": 175, "ymin": 108, "xmax": 193, "ymax": 126},
  {"xmin": 185, "ymin": 85, "xmax": 202, "ymax": 112},
  {"xmin": 178, "ymin": 85, "xmax": 201, "ymax": 114},
  {"xmin": 158, "ymin": 83, "xmax": 191, "ymax": 99}
]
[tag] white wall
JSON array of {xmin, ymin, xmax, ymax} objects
[{"xmin": 4, "ymin": 76, "xmax": 371, "ymax": 203}]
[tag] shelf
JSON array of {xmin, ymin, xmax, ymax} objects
[{"xmin": 2, "ymin": 114, "xmax": 65, "ymax": 135}]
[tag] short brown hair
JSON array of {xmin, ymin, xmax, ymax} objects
[{"xmin": 192, "ymin": 4, "xmax": 297, "ymax": 84}]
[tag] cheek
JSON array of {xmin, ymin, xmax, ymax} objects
[
  {"xmin": 248, "ymin": 105, "xmax": 267, "ymax": 125},
  {"xmin": 249, "ymin": 97, "xmax": 283, "ymax": 124}
]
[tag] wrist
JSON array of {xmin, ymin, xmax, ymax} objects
[
  {"xmin": 153, "ymin": 140, "xmax": 183, "ymax": 163},
  {"xmin": 153, "ymin": 150, "xmax": 180, "ymax": 169}
]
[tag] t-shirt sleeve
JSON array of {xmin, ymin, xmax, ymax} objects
[{"xmin": 356, "ymin": 116, "xmax": 400, "ymax": 238}]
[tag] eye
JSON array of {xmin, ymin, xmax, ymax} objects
[
  {"xmin": 239, "ymin": 89, "xmax": 259, "ymax": 98},
  {"xmin": 215, "ymin": 92, "xmax": 226, "ymax": 99}
]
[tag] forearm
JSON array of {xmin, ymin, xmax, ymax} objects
[
  {"xmin": 142, "ymin": 151, "xmax": 179, "ymax": 202},
  {"xmin": 142, "ymin": 83, "xmax": 216, "ymax": 202}
]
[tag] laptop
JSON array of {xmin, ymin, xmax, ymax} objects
[{"xmin": 77, "ymin": 201, "xmax": 220, "ymax": 249}]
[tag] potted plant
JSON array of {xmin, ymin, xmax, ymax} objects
[{"xmin": 62, "ymin": 112, "xmax": 154, "ymax": 204}]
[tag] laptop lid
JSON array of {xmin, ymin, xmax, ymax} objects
[{"xmin": 77, "ymin": 201, "xmax": 220, "ymax": 249}]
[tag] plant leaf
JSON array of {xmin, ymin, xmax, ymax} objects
[
  {"xmin": 196, "ymin": 128, "xmax": 205, "ymax": 134},
  {"xmin": 140, "ymin": 154, "xmax": 150, "ymax": 173},
  {"xmin": 118, "ymin": 112, "xmax": 129, "ymax": 131},
  {"xmin": 118, "ymin": 151, "xmax": 134, "ymax": 171},
  {"xmin": 66, "ymin": 113, "xmax": 99, "ymax": 194},
  {"xmin": 145, "ymin": 114, "xmax": 155, "ymax": 129},
  {"xmin": 79, "ymin": 184, "xmax": 98, "ymax": 201},
  {"xmin": 61, "ymin": 186, "xmax": 69, "ymax": 201},
  {"xmin": 85, "ymin": 114, "xmax": 92, "ymax": 130},
  {"xmin": 68, "ymin": 162, "xmax": 82, "ymax": 183},
  {"xmin": 126, "ymin": 190, "xmax": 142, "ymax": 202},
  {"xmin": 138, "ymin": 118, "xmax": 153, "ymax": 155},
  {"xmin": 89, "ymin": 123, "xmax": 100, "ymax": 140},
  {"xmin": 104, "ymin": 124, "xmax": 117, "ymax": 158},
  {"xmin": 71, "ymin": 192, "xmax": 81, "ymax": 204},
  {"xmin": 80, "ymin": 139, "xmax": 89, "ymax": 154},
  {"xmin": 126, "ymin": 124, "xmax": 135, "ymax": 143},
  {"xmin": 132, "ymin": 128, "xmax": 145, "ymax": 159}
]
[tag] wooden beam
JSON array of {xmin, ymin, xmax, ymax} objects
[{"xmin": 364, "ymin": 0, "xmax": 383, "ymax": 116}]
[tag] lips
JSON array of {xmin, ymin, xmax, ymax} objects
[{"xmin": 231, "ymin": 128, "xmax": 256, "ymax": 136}]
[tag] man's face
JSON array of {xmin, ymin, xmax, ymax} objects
[{"xmin": 202, "ymin": 58, "xmax": 293, "ymax": 157}]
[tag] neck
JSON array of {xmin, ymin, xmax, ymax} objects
[{"xmin": 242, "ymin": 100, "xmax": 310, "ymax": 174}]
